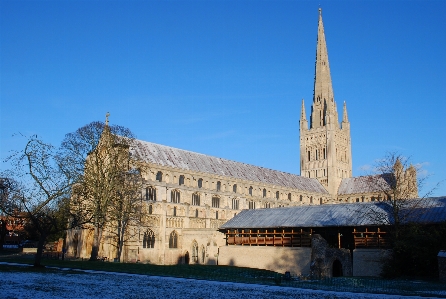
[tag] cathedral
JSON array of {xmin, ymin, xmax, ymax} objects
[{"xmin": 66, "ymin": 9, "xmax": 416, "ymax": 265}]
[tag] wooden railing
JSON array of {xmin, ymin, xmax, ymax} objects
[
  {"xmin": 352, "ymin": 228, "xmax": 389, "ymax": 248},
  {"xmin": 225, "ymin": 229, "xmax": 312, "ymax": 247}
]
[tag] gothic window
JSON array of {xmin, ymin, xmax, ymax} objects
[
  {"xmin": 145, "ymin": 186, "xmax": 157, "ymax": 201},
  {"xmin": 169, "ymin": 231, "xmax": 178, "ymax": 248},
  {"xmin": 263, "ymin": 188, "xmax": 267, "ymax": 198},
  {"xmin": 173, "ymin": 206, "xmax": 177, "ymax": 216},
  {"xmin": 171, "ymin": 189, "xmax": 180, "ymax": 203},
  {"xmin": 156, "ymin": 171, "xmax": 162, "ymax": 182},
  {"xmin": 308, "ymin": 151, "xmax": 311, "ymax": 162},
  {"xmin": 212, "ymin": 195, "xmax": 220, "ymax": 208},
  {"xmin": 288, "ymin": 193, "xmax": 292, "ymax": 200},
  {"xmin": 232, "ymin": 198, "xmax": 239, "ymax": 210},
  {"xmin": 324, "ymin": 148, "xmax": 326, "ymax": 159},
  {"xmin": 195, "ymin": 209, "xmax": 198, "ymax": 218},
  {"xmin": 192, "ymin": 241, "xmax": 198, "ymax": 263},
  {"xmin": 143, "ymin": 229, "xmax": 155, "ymax": 249},
  {"xmin": 264, "ymin": 202, "xmax": 270, "ymax": 208},
  {"xmin": 316, "ymin": 149, "xmax": 318, "ymax": 160},
  {"xmin": 248, "ymin": 201, "xmax": 255, "ymax": 209},
  {"xmin": 356, "ymin": 198, "xmax": 360, "ymax": 202},
  {"xmin": 198, "ymin": 178, "xmax": 203, "ymax": 188},
  {"xmin": 233, "ymin": 184, "xmax": 237, "ymax": 193},
  {"xmin": 179, "ymin": 175, "xmax": 185, "ymax": 185},
  {"xmin": 276, "ymin": 191, "xmax": 279, "ymax": 200},
  {"xmin": 320, "ymin": 198, "xmax": 323, "ymax": 205},
  {"xmin": 216, "ymin": 181, "xmax": 221, "ymax": 191},
  {"xmin": 192, "ymin": 193, "xmax": 200, "ymax": 206},
  {"xmin": 316, "ymin": 170, "xmax": 318, "ymax": 177},
  {"xmin": 310, "ymin": 196, "xmax": 313, "ymax": 204},
  {"xmin": 249, "ymin": 186, "xmax": 253, "ymax": 196},
  {"xmin": 148, "ymin": 205, "xmax": 153, "ymax": 215},
  {"xmin": 300, "ymin": 195, "xmax": 303, "ymax": 202},
  {"xmin": 216, "ymin": 211, "xmax": 218, "ymax": 219}
]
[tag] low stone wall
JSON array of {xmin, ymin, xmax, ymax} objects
[
  {"xmin": 218, "ymin": 246, "xmax": 312, "ymax": 276},
  {"xmin": 353, "ymin": 248, "xmax": 391, "ymax": 277},
  {"xmin": 438, "ymin": 251, "xmax": 446, "ymax": 282}
]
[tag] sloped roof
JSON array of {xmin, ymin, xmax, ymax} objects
[
  {"xmin": 220, "ymin": 197, "xmax": 446, "ymax": 229},
  {"xmin": 131, "ymin": 140, "xmax": 328, "ymax": 194},
  {"xmin": 338, "ymin": 174, "xmax": 391, "ymax": 195}
]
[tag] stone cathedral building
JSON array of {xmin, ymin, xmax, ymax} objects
[{"xmin": 67, "ymin": 9, "xmax": 416, "ymax": 265}]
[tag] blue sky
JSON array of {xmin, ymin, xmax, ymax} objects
[{"xmin": 1, "ymin": 0, "xmax": 445, "ymax": 196}]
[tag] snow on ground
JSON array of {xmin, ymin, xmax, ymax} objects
[{"xmin": 0, "ymin": 265, "xmax": 442, "ymax": 299}]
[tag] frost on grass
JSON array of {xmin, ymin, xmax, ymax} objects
[{"xmin": 0, "ymin": 270, "xmax": 438, "ymax": 299}]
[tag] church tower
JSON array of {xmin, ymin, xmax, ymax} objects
[{"xmin": 300, "ymin": 8, "xmax": 352, "ymax": 197}]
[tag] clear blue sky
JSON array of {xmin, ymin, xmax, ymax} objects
[{"xmin": 1, "ymin": 1, "xmax": 445, "ymax": 196}]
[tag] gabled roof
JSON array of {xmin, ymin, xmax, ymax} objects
[
  {"xmin": 131, "ymin": 140, "xmax": 328, "ymax": 194},
  {"xmin": 338, "ymin": 174, "xmax": 391, "ymax": 195},
  {"xmin": 220, "ymin": 197, "xmax": 446, "ymax": 229}
]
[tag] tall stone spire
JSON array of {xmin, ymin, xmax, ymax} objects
[
  {"xmin": 311, "ymin": 8, "xmax": 337, "ymax": 129},
  {"xmin": 342, "ymin": 101, "xmax": 349, "ymax": 123}
]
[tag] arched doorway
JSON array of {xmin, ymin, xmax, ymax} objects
[
  {"xmin": 332, "ymin": 259, "xmax": 343, "ymax": 277},
  {"xmin": 184, "ymin": 251, "xmax": 190, "ymax": 265}
]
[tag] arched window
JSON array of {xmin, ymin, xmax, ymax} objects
[
  {"xmin": 171, "ymin": 189, "xmax": 180, "ymax": 203},
  {"xmin": 288, "ymin": 193, "xmax": 292, "ymax": 200},
  {"xmin": 143, "ymin": 229, "xmax": 155, "ymax": 249},
  {"xmin": 233, "ymin": 184, "xmax": 237, "ymax": 193},
  {"xmin": 232, "ymin": 198, "xmax": 239, "ymax": 210},
  {"xmin": 195, "ymin": 209, "xmax": 198, "ymax": 218},
  {"xmin": 275, "ymin": 191, "xmax": 280, "ymax": 199},
  {"xmin": 263, "ymin": 188, "xmax": 267, "ymax": 198},
  {"xmin": 300, "ymin": 195, "xmax": 303, "ymax": 202},
  {"xmin": 310, "ymin": 196, "xmax": 313, "ymax": 204},
  {"xmin": 216, "ymin": 211, "xmax": 218, "ymax": 219},
  {"xmin": 308, "ymin": 151, "xmax": 311, "ymax": 161},
  {"xmin": 146, "ymin": 186, "xmax": 157, "ymax": 201},
  {"xmin": 316, "ymin": 149, "xmax": 318, "ymax": 160},
  {"xmin": 249, "ymin": 186, "xmax": 253, "ymax": 196},
  {"xmin": 173, "ymin": 206, "xmax": 177, "ymax": 216},
  {"xmin": 148, "ymin": 205, "xmax": 153, "ymax": 215},
  {"xmin": 320, "ymin": 198, "xmax": 323, "ymax": 205},
  {"xmin": 323, "ymin": 148, "xmax": 326, "ymax": 159},
  {"xmin": 192, "ymin": 241, "xmax": 198, "ymax": 263},
  {"xmin": 249, "ymin": 201, "xmax": 255, "ymax": 209},
  {"xmin": 169, "ymin": 231, "xmax": 178, "ymax": 248},
  {"xmin": 264, "ymin": 202, "xmax": 270, "ymax": 208},
  {"xmin": 179, "ymin": 175, "xmax": 185, "ymax": 185},
  {"xmin": 156, "ymin": 171, "xmax": 162, "ymax": 182},
  {"xmin": 198, "ymin": 178, "xmax": 203, "ymax": 188},
  {"xmin": 216, "ymin": 181, "xmax": 221, "ymax": 191},
  {"xmin": 192, "ymin": 193, "xmax": 200, "ymax": 206},
  {"xmin": 212, "ymin": 195, "xmax": 220, "ymax": 208}
]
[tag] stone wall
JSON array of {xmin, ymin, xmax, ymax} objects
[
  {"xmin": 310, "ymin": 234, "xmax": 352, "ymax": 279},
  {"xmin": 218, "ymin": 246, "xmax": 312, "ymax": 276},
  {"xmin": 353, "ymin": 248, "xmax": 391, "ymax": 277}
]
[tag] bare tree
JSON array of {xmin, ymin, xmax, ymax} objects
[
  {"xmin": 0, "ymin": 136, "xmax": 73, "ymax": 266},
  {"xmin": 365, "ymin": 152, "xmax": 439, "ymax": 239},
  {"xmin": 59, "ymin": 120, "xmax": 146, "ymax": 261}
]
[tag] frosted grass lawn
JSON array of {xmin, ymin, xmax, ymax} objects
[{"xmin": 1, "ymin": 266, "xmax": 444, "ymax": 299}]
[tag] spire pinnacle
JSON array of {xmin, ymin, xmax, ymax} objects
[
  {"xmin": 105, "ymin": 112, "xmax": 110, "ymax": 126},
  {"xmin": 342, "ymin": 101, "xmax": 349, "ymax": 123},
  {"xmin": 301, "ymin": 99, "xmax": 307, "ymax": 120}
]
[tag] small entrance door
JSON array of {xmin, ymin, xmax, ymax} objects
[{"xmin": 332, "ymin": 259, "xmax": 343, "ymax": 277}]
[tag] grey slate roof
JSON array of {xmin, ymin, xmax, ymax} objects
[
  {"xmin": 132, "ymin": 140, "xmax": 328, "ymax": 194},
  {"xmin": 220, "ymin": 197, "xmax": 446, "ymax": 229},
  {"xmin": 338, "ymin": 174, "xmax": 391, "ymax": 195}
]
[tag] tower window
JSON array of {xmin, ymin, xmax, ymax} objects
[
  {"xmin": 212, "ymin": 195, "xmax": 220, "ymax": 208},
  {"xmin": 145, "ymin": 186, "xmax": 157, "ymax": 201},
  {"xmin": 198, "ymin": 178, "xmax": 203, "ymax": 188},
  {"xmin": 263, "ymin": 188, "xmax": 267, "ymax": 198},
  {"xmin": 288, "ymin": 193, "xmax": 292, "ymax": 200},
  {"xmin": 192, "ymin": 193, "xmax": 200, "ymax": 206},
  {"xmin": 249, "ymin": 186, "xmax": 253, "ymax": 196},
  {"xmin": 233, "ymin": 184, "xmax": 237, "ymax": 193},
  {"xmin": 179, "ymin": 175, "xmax": 185, "ymax": 185},
  {"xmin": 216, "ymin": 181, "xmax": 221, "ymax": 191},
  {"xmin": 171, "ymin": 189, "xmax": 180, "ymax": 203},
  {"xmin": 308, "ymin": 151, "xmax": 311, "ymax": 161},
  {"xmin": 232, "ymin": 198, "xmax": 239, "ymax": 210},
  {"xmin": 156, "ymin": 171, "xmax": 162, "ymax": 182},
  {"xmin": 276, "ymin": 191, "xmax": 279, "ymax": 199},
  {"xmin": 169, "ymin": 231, "xmax": 178, "ymax": 248}
]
